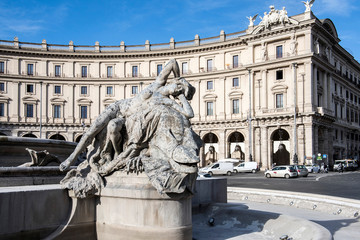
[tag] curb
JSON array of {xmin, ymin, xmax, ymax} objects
[{"xmin": 228, "ymin": 187, "xmax": 360, "ymax": 219}]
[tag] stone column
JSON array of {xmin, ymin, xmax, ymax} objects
[
  {"xmin": 323, "ymin": 71, "xmax": 328, "ymax": 109},
  {"xmin": 304, "ymin": 123, "xmax": 314, "ymax": 163},
  {"xmin": 66, "ymin": 84, "xmax": 75, "ymax": 123},
  {"xmin": 260, "ymin": 126, "xmax": 268, "ymax": 169},
  {"xmin": 218, "ymin": 130, "xmax": 226, "ymax": 160},
  {"xmin": 254, "ymin": 127, "xmax": 261, "ymax": 165},
  {"xmin": 261, "ymin": 70, "xmax": 268, "ymax": 110},
  {"xmin": 297, "ymin": 125, "xmax": 306, "ymax": 165},
  {"xmin": 313, "ymin": 65, "xmax": 318, "ymax": 107}
]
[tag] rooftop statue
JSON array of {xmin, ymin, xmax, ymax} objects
[
  {"xmin": 302, "ymin": 0, "xmax": 315, "ymax": 12},
  {"xmin": 252, "ymin": 5, "xmax": 299, "ymax": 34},
  {"xmin": 60, "ymin": 59, "xmax": 202, "ymax": 198},
  {"xmin": 247, "ymin": 14, "xmax": 258, "ymax": 27}
]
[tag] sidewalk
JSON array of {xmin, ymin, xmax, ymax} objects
[
  {"xmin": 231, "ymin": 200, "xmax": 360, "ymax": 240},
  {"xmin": 228, "ymin": 187, "xmax": 360, "ymax": 240}
]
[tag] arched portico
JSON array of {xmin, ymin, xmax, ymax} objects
[{"xmin": 271, "ymin": 128, "xmax": 290, "ymax": 166}]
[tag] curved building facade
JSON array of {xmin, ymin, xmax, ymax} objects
[{"xmin": 0, "ymin": 7, "xmax": 360, "ymax": 169}]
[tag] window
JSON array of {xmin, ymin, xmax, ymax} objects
[
  {"xmin": 54, "ymin": 105, "xmax": 61, "ymax": 118},
  {"xmin": 26, "ymin": 84, "xmax": 34, "ymax": 93},
  {"xmin": 207, "ymin": 59, "xmax": 213, "ymax": 72},
  {"xmin": 26, "ymin": 104, "xmax": 34, "ymax": 117},
  {"xmin": 232, "ymin": 99, "xmax": 239, "ymax": 114},
  {"xmin": 107, "ymin": 66, "xmax": 113, "ymax": 78},
  {"xmin": 54, "ymin": 85, "xmax": 61, "ymax": 94},
  {"xmin": 132, "ymin": 66, "xmax": 138, "ymax": 77},
  {"xmin": 27, "ymin": 64, "xmax": 34, "ymax": 75},
  {"xmin": 0, "ymin": 82, "xmax": 4, "ymax": 92},
  {"xmin": 0, "ymin": 103, "xmax": 4, "ymax": 116},
  {"xmin": 132, "ymin": 86, "xmax": 138, "ymax": 95},
  {"xmin": 276, "ymin": 46, "xmax": 283, "ymax": 58},
  {"xmin": 81, "ymin": 66, "xmax": 87, "ymax": 77},
  {"xmin": 341, "ymin": 105, "xmax": 343, "ymax": 119},
  {"xmin": 182, "ymin": 62, "xmax": 188, "ymax": 74},
  {"xmin": 80, "ymin": 106, "xmax": 87, "ymax": 119},
  {"xmin": 106, "ymin": 86, "xmax": 113, "ymax": 95},
  {"xmin": 276, "ymin": 94, "xmax": 283, "ymax": 108},
  {"xmin": 81, "ymin": 86, "xmax": 87, "ymax": 95},
  {"xmin": 0, "ymin": 62, "xmax": 4, "ymax": 73},
  {"xmin": 207, "ymin": 102, "xmax": 214, "ymax": 116},
  {"xmin": 334, "ymin": 83, "xmax": 337, "ymax": 93},
  {"xmin": 207, "ymin": 81, "xmax": 213, "ymax": 90},
  {"xmin": 233, "ymin": 55, "xmax": 239, "ymax": 68},
  {"xmin": 335, "ymin": 129, "xmax": 338, "ymax": 139},
  {"xmin": 55, "ymin": 65, "xmax": 61, "ymax": 77},
  {"xmin": 276, "ymin": 70, "xmax": 283, "ymax": 80},
  {"xmin": 157, "ymin": 64, "xmax": 162, "ymax": 76},
  {"xmin": 232, "ymin": 77, "xmax": 239, "ymax": 87}
]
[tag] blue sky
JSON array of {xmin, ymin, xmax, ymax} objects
[{"xmin": 0, "ymin": 0, "xmax": 359, "ymax": 61}]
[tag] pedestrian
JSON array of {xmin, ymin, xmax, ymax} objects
[{"xmin": 338, "ymin": 162, "xmax": 344, "ymax": 173}]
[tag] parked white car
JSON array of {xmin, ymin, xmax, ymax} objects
[
  {"xmin": 305, "ymin": 164, "xmax": 320, "ymax": 173},
  {"xmin": 234, "ymin": 162, "xmax": 258, "ymax": 173},
  {"xmin": 199, "ymin": 162, "xmax": 234, "ymax": 176},
  {"xmin": 264, "ymin": 165, "xmax": 298, "ymax": 179}
]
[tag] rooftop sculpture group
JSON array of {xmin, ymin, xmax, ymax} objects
[{"xmin": 60, "ymin": 59, "xmax": 202, "ymax": 198}]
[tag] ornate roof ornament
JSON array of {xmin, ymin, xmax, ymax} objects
[
  {"xmin": 302, "ymin": 0, "xmax": 315, "ymax": 12},
  {"xmin": 251, "ymin": 6, "xmax": 299, "ymax": 34}
]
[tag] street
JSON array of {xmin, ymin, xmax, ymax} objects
[{"xmin": 214, "ymin": 170, "xmax": 360, "ymax": 200}]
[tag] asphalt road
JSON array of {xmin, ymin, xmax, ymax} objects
[{"xmin": 216, "ymin": 170, "xmax": 360, "ymax": 200}]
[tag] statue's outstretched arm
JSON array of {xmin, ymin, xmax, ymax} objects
[
  {"xmin": 155, "ymin": 59, "xmax": 180, "ymax": 86},
  {"xmin": 60, "ymin": 103, "xmax": 119, "ymax": 171}
]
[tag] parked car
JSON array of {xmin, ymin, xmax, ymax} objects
[
  {"xmin": 234, "ymin": 162, "xmax": 258, "ymax": 173},
  {"xmin": 334, "ymin": 159, "xmax": 358, "ymax": 171},
  {"xmin": 197, "ymin": 173, "xmax": 212, "ymax": 178},
  {"xmin": 292, "ymin": 165, "xmax": 308, "ymax": 177},
  {"xmin": 305, "ymin": 164, "xmax": 320, "ymax": 173},
  {"xmin": 264, "ymin": 165, "xmax": 298, "ymax": 179},
  {"xmin": 199, "ymin": 162, "xmax": 234, "ymax": 176}
]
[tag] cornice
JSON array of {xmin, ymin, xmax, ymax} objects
[{"xmin": 0, "ymin": 21, "xmax": 314, "ymax": 60}]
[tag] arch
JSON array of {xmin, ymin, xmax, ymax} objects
[
  {"xmin": 227, "ymin": 131, "xmax": 245, "ymax": 160},
  {"xmin": 49, "ymin": 133, "xmax": 66, "ymax": 141},
  {"xmin": 321, "ymin": 19, "xmax": 339, "ymax": 40},
  {"xmin": 75, "ymin": 134, "xmax": 83, "ymax": 143},
  {"xmin": 0, "ymin": 132, "xmax": 7, "ymax": 136},
  {"xmin": 22, "ymin": 133, "xmax": 37, "ymax": 138},
  {"xmin": 202, "ymin": 132, "xmax": 219, "ymax": 166},
  {"xmin": 203, "ymin": 132, "xmax": 219, "ymax": 143},
  {"xmin": 271, "ymin": 128, "xmax": 290, "ymax": 166}
]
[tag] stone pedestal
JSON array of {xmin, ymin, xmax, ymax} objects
[{"xmin": 96, "ymin": 172, "xmax": 193, "ymax": 240}]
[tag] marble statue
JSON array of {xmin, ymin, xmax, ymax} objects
[
  {"xmin": 231, "ymin": 145, "xmax": 245, "ymax": 161},
  {"xmin": 18, "ymin": 148, "xmax": 61, "ymax": 167},
  {"xmin": 204, "ymin": 146, "xmax": 218, "ymax": 165},
  {"xmin": 247, "ymin": 14, "xmax": 258, "ymax": 27},
  {"xmin": 252, "ymin": 6, "xmax": 298, "ymax": 34},
  {"xmin": 60, "ymin": 59, "xmax": 202, "ymax": 198},
  {"xmin": 302, "ymin": 0, "xmax": 315, "ymax": 12},
  {"xmin": 290, "ymin": 34, "xmax": 298, "ymax": 56},
  {"xmin": 261, "ymin": 42, "xmax": 268, "ymax": 61}
]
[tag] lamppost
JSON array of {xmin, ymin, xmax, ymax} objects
[
  {"xmin": 293, "ymin": 63, "xmax": 298, "ymax": 165},
  {"xmin": 248, "ymin": 69, "xmax": 253, "ymax": 162}
]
